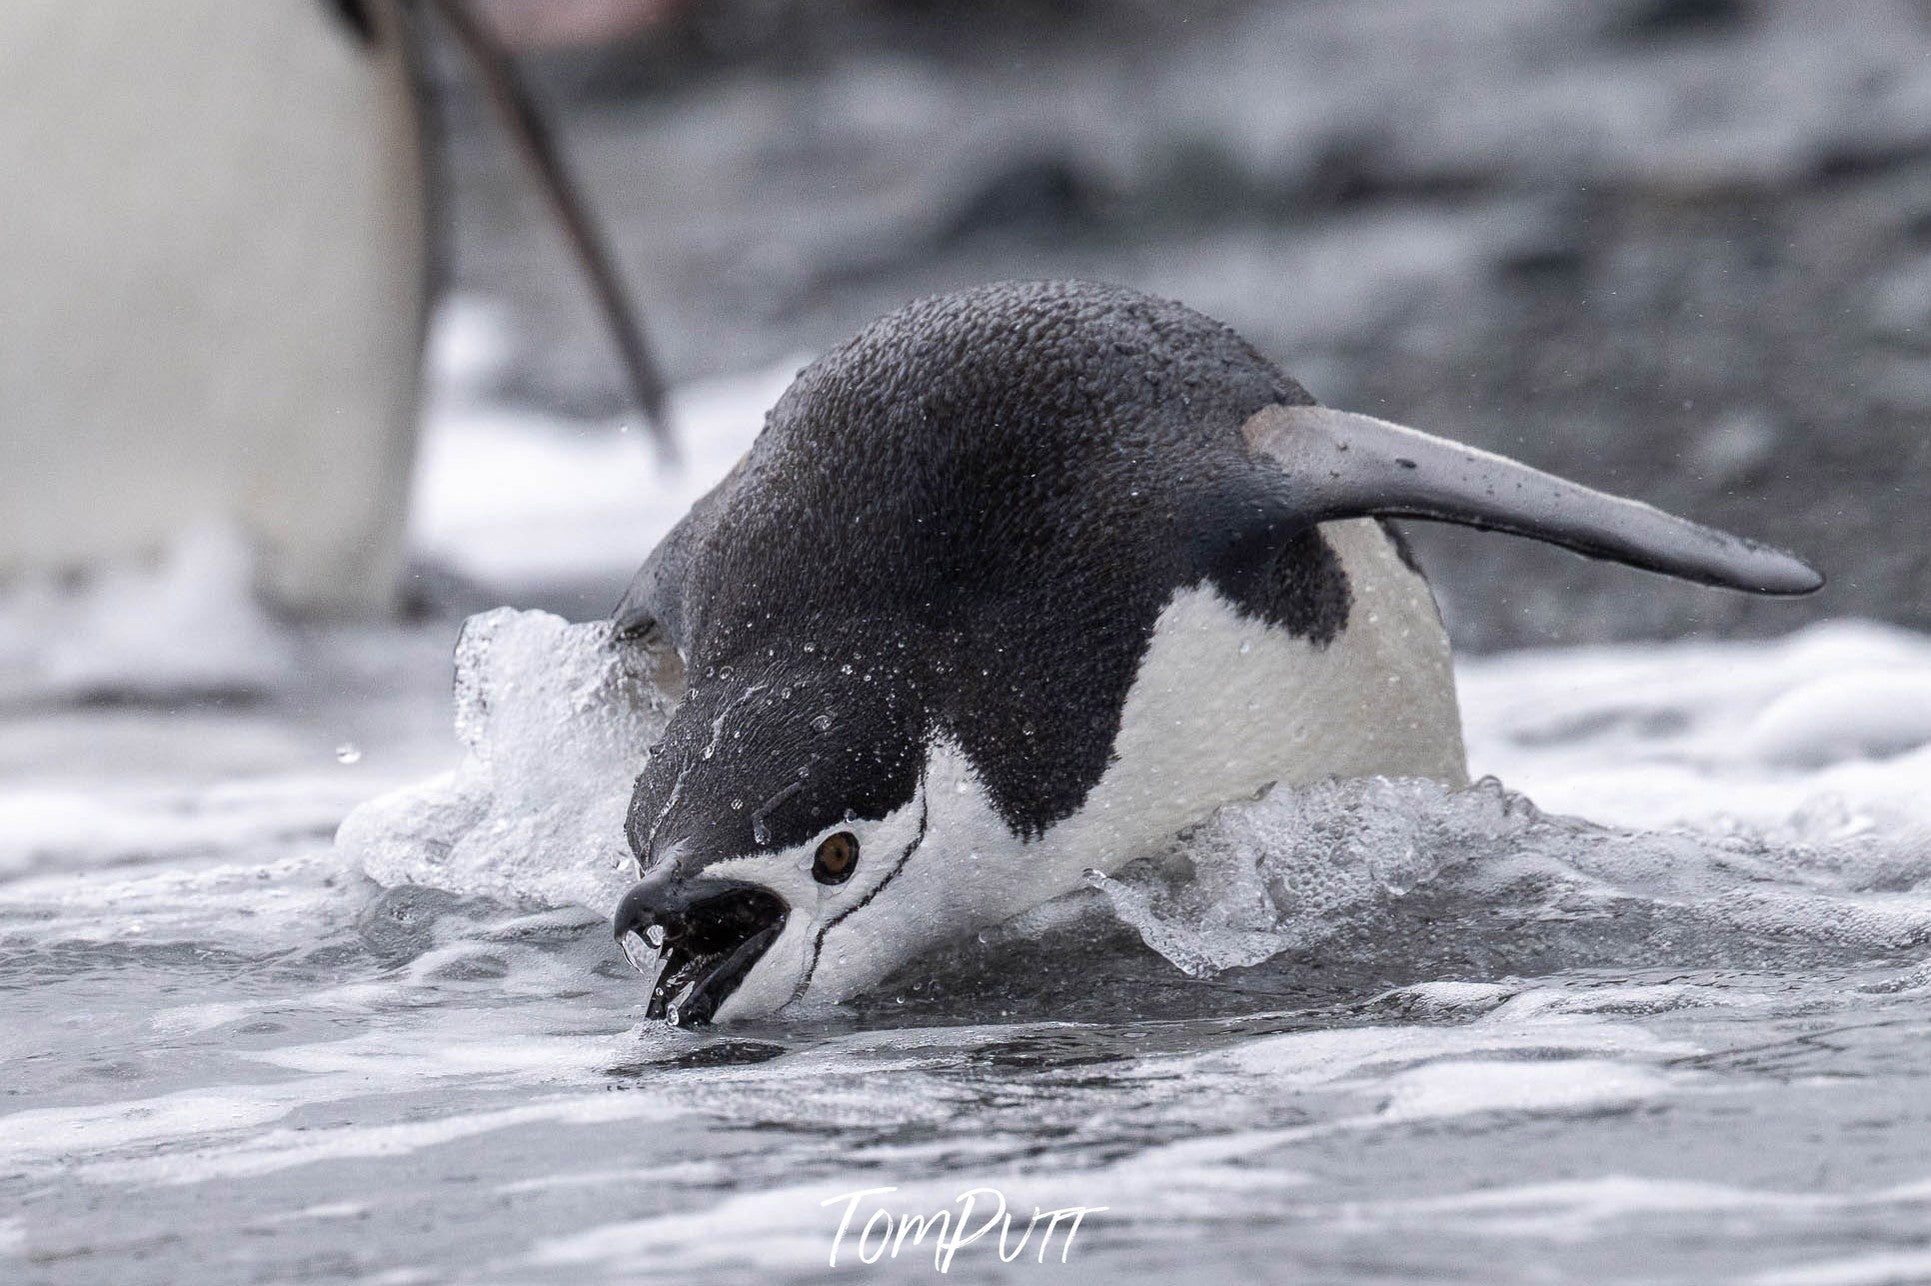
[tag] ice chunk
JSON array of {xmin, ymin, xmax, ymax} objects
[{"xmin": 336, "ymin": 608, "xmax": 678, "ymax": 912}]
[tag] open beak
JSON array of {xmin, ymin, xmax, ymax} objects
[{"xmin": 612, "ymin": 880, "xmax": 788, "ymax": 1027}]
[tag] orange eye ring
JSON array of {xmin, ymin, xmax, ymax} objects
[{"xmin": 812, "ymin": 831, "xmax": 859, "ymax": 885}]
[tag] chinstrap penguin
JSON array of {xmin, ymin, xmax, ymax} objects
[{"xmin": 609, "ymin": 280, "xmax": 1821, "ymax": 1027}]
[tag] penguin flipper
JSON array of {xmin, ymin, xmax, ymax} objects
[{"xmin": 1243, "ymin": 404, "xmax": 1823, "ymax": 596}]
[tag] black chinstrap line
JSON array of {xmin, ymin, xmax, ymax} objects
[{"xmin": 780, "ymin": 780, "xmax": 932, "ymax": 1013}]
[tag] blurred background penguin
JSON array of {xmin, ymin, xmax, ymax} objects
[{"xmin": 0, "ymin": 0, "xmax": 666, "ymax": 620}]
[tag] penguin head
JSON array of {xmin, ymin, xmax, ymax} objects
[{"xmin": 613, "ymin": 635, "xmax": 936, "ymax": 1027}]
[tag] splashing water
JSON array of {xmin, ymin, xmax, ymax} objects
[
  {"xmin": 340, "ymin": 611, "xmax": 1931, "ymax": 1012},
  {"xmin": 337, "ymin": 608, "xmax": 678, "ymax": 910}
]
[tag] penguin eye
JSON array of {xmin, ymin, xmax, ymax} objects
[{"xmin": 812, "ymin": 831, "xmax": 859, "ymax": 885}]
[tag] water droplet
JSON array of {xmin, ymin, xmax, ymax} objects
[
  {"xmin": 840, "ymin": 663, "xmax": 854, "ymax": 676},
  {"xmin": 811, "ymin": 714, "xmax": 833, "ymax": 733},
  {"xmin": 730, "ymin": 798, "xmax": 744, "ymax": 811},
  {"xmin": 334, "ymin": 743, "xmax": 362, "ymax": 765},
  {"xmin": 701, "ymin": 746, "xmax": 714, "ymax": 760},
  {"xmin": 976, "ymin": 930, "xmax": 990, "ymax": 944},
  {"xmin": 1083, "ymin": 867, "xmax": 1106, "ymax": 884},
  {"xmin": 1238, "ymin": 641, "xmax": 1252, "ymax": 655},
  {"xmin": 752, "ymin": 818, "xmax": 770, "ymax": 846}
]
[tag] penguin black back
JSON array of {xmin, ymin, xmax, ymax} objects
[{"xmin": 624, "ymin": 281, "xmax": 1359, "ymax": 843}]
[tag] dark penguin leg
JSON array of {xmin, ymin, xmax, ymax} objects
[
  {"xmin": 321, "ymin": 0, "xmax": 379, "ymax": 43},
  {"xmin": 425, "ymin": 0, "xmax": 677, "ymax": 457}
]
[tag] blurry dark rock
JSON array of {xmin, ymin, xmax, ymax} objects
[
  {"xmin": 934, "ymin": 153, "xmax": 1107, "ymax": 247},
  {"xmin": 1611, "ymin": 0, "xmax": 1755, "ymax": 43}
]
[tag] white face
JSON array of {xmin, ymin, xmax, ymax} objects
[
  {"xmin": 702, "ymin": 773, "xmax": 933, "ymax": 1022},
  {"xmin": 702, "ymin": 740, "xmax": 1064, "ymax": 1022}
]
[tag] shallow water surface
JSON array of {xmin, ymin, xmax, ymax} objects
[{"xmin": 7, "ymin": 621, "xmax": 1931, "ymax": 1284}]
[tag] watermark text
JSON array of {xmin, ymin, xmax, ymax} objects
[{"xmin": 821, "ymin": 1186, "xmax": 1106, "ymax": 1272}]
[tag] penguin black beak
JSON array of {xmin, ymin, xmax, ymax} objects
[{"xmin": 613, "ymin": 874, "xmax": 788, "ymax": 1028}]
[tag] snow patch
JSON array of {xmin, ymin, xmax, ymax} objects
[
  {"xmin": 408, "ymin": 324, "xmax": 793, "ymax": 589},
  {"xmin": 0, "ymin": 522, "xmax": 293, "ymax": 704}
]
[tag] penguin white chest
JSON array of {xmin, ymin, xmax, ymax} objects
[{"xmin": 1069, "ymin": 517, "xmax": 1468, "ymax": 867}]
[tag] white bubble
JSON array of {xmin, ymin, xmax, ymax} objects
[{"xmin": 334, "ymin": 743, "xmax": 362, "ymax": 765}]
